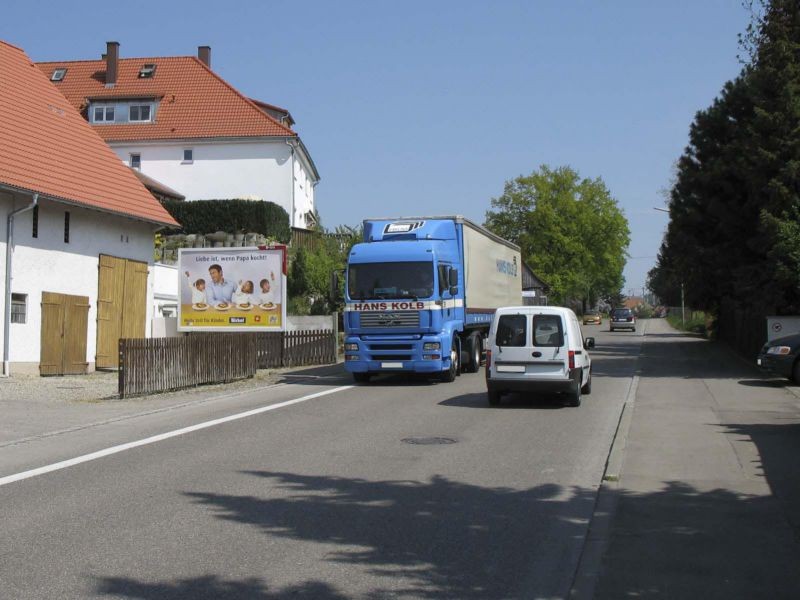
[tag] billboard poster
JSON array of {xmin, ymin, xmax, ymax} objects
[{"xmin": 178, "ymin": 246, "xmax": 287, "ymax": 332}]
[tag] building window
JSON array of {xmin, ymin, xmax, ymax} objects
[
  {"xmin": 130, "ymin": 153, "xmax": 141, "ymax": 169},
  {"xmin": 32, "ymin": 204, "xmax": 38, "ymax": 238},
  {"xmin": 10, "ymin": 293, "xmax": 27, "ymax": 324},
  {"xmin": 129, "ymin": 104, "xmax": 152, "ymax": 122},
  {"xmin": 93, "ymin": 105, "xmax": 115, "ymax": 122},
  {"xmin": 64, "ymin": 211, "xmax": 70, "ymax": 243},
  {"xmin": 182, "ymin": 148, "xmax": 193, "ymax": 163},
  {"xmin": 51, "ymin": 68, "xmax": 67, "ymax": 82}
]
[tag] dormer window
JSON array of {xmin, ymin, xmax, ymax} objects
[
  {"xmin": 138, "ymin": 64, "xmax": 156, "ymax": 78},
  {"xmin": 89, "ymin": 100, "xmax": 156, "ymax": 124},
  {"xmin": 129, "ymin": 104, "xmax": 152, "ymax": 122},
  {"xmin": 50, "ymin": 68, "xmax": 67, "ymax": 82},
  {"xmin": 93, "ymin": 105, "xmax": 115, "ymax": 123}
]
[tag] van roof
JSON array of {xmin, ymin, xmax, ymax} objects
[{"xmin": 495, "ymin": 305, "xmax": 575, "ymax": 316}]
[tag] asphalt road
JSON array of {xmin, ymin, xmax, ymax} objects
[{"xmin": 0, "ymin": 322, "xmax": 644, "ymax": 599}]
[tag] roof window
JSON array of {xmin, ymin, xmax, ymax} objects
[
  {"xmin": 51, "ymin": 68, "xmax": 67, "ymax": 82},
  {"xmin": 138, "ymin": 64, "xmax": 156, "ymax": 79}
]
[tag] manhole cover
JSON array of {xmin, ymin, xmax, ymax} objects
[{"xmin": 402, "ymin": 437, "xmax": 457, "ymax": 445}]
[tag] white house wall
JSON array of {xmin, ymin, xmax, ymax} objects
[
  {"xmin": 1, "ymin": 192, "xmax": 157, "ymax": 371},
  {"xmin": 109, "ymin": 139, "xmax": 315, "ymax": 229},
  {"xmin": 293, "ymin": 151, "xmax": 315, "ymax": 227}
]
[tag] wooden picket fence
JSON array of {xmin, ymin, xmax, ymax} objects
[
  {"xmin": 119, "ymin": 330, "xmax": 337, "ymax": 398},
  {"xmin": 118, "ymin": 334, "xmax": 257, "ymax": 398},
  {"xmin": 254, "ymin": 330, "xmax": 336, "ymax": 368}
]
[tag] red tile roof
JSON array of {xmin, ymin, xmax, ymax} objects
[
  {"xmin": 36, "ymin": 55, "xmax": 296, "ymax": 142},
  {"xmin": 0, "ymin": 41, "xmax": 178, "ymax": 226}
]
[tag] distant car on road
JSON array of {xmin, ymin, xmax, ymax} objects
[
  {"xmin": 757, "ymin": 333, "xmax": 800, "ymax": 383},
  {"xmin": 583, "ymin": 310, "xmax": 602, "ymax": 326},
  {"xmin": 610, "ymin": 307, "xmax": 636, "ymax": 332}
]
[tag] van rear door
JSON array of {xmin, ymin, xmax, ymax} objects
[
  {"xmin": 493, "ymin": 313, "xmax": 530, "ymax": 375},
  {"xmin": 528, "ymin": 313, "xmax": 568, "ymax": 379}
]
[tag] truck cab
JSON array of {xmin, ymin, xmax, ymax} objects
[{"xmin": 344, "ymin": 220, "xmax": 464, "ymax": 382}]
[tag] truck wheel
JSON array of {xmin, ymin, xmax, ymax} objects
[
  {"xmin": 353, "ymin": 372, "xmax": 371, "ymax": 384},
  {"xmin": 566, "ymin": 373, "xmax": 582, "ymax": 407},
  {"xmin": 440, "ymin": 339, "xmax": 459, "ymax": 382},
  {"xmin": 465, "ymin": 333, "xmax": 482, "ymax": 373},
  {"xmin": 488, "ymin": 389, "xmax": 501, "ymax": 406}
]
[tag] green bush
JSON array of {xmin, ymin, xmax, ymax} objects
[
  {"xmin": 161, "ymin": 199, "xmax": 291, "ymax": 243},
  {"xmin": 667, "ymin": 311, "xmax": 708, "ymax": 335}
]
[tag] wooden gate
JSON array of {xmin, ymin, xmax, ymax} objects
[
  {"xmin": 96, "ymin": 255, "xmax": 148, "ymax": 369},
  {"xmin": 40, "ymin": 292, "xmax": 90, "ymax": 375}
]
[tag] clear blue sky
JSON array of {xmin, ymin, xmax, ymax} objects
[{"xmin": 2, "ymin": 0, "xmax": 751, "ymax": 296}]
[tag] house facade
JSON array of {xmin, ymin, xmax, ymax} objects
[
  {"xmin": 37, "ymin": 42, "xmax": 320, "ymax": 230},
  {"xmin": 0, "ymin": 40, "xmax": 178, "ymax": 375}
]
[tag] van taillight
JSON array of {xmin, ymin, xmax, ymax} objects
[
  {"xmin": 568, "ymin": 350, "xmax": 575, "ymax": 369},
  {"xmin": 486, "ymin": 349, "xmax": 492, "ymax": 371}
]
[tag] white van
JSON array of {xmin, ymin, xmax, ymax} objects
[{"xmin": 485, "ymin": 306, "xmax": 595, "ymax": 407}]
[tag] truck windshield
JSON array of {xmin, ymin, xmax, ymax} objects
[{"xmin": 348, "ymin": 262, "xmax": 434, "ymax": 300}]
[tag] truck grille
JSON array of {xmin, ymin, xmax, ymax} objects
[{"xmin": 360, "ymin": 311, "xmax": 420, "ymax": 328}]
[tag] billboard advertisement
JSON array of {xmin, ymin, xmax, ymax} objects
[{"xmin": 178, "ymin": 246, "xmax": 287, "ymax": 332}]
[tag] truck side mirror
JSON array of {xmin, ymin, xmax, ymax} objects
[
  {"xmin": 330, "ymin": 270, "xmax": 343, "ymax": 301},
  {"xmin": 449, "ymin": 269, "xmax": 459, "ymax": 287},
  {"xmin": 449, "ymin": 286, "xmax": 458, "ymax": 296},
  {"xmin": 584, "ymin": 337, "xmax": 595, "ymax": 349}
]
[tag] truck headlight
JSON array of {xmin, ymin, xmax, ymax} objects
[
  {"xmin": 345, "ymin": 343, "xmax": 358, "ymax": 351},
  {"xmin": 767, "ymin": 345, "xmax": 792, "ymax": 355},
  {"xmin": 423, "ymin": 342, "xmax": 440, "ymax": 351},
  {"xmin": 346, "ymin": 354, "xmax": 360, "ymax": 361}
]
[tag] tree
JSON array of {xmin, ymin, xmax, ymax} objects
[
  {"xmin": 649, "ymin": 0, "xmax": 800, "ymax": 315},
  {"xmin": 485, "ymin": 165, "xmax": 630, "ymax": 307},
  {"xmin": 287, "ymin": 224, "xmax": 363, "ymax": 315}
]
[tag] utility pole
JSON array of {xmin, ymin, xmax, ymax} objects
[{"xmin": 681, "ymin": 282, "xmax": 685, "ymax": 326}]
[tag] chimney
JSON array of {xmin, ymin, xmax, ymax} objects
[
  {"xmin": 198, "ymin": 46, "xmax": 211, "ymax": 68},
  {"xmin": 106, "ymin": 41, "xmax": 119, "ymax": 87}
]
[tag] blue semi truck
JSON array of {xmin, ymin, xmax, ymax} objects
[{"xmin": 341, "ymin": 216, "xmax": 522, "ymax": 383}]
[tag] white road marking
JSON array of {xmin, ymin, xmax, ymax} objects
[{"xmin": 0, "ymin": 385, "xmax": 353, "ymax": 488}]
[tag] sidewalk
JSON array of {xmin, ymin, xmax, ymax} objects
[
  {"xmin": 0, "ymin": 363, "xmax": 344, "ymax": 448},
  {"xmin": 586, "ymin": 319, "xmax": 800, "ymax": 598}
]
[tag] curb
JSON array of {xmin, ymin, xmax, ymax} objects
[
  {"xmin": 603, "ymin": 376, "xmax": 638, "ymax": 482},
  {"xmin": 569, "ymin": 358, "xmax": 642, "ymax": 598}
]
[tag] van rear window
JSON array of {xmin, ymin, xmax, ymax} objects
[
  {"xmin": 533, "ymin": 315, "xmax": 564, "ymax": 347},
  {"xmin": 496, "ymin": 314, "xmax": 527, "ymax": 347}
]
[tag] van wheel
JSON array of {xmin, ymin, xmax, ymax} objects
[
  {"xmin": 440, "ymin": 339, "xmax": 459, "ymax": 382},
  {"xmin": 581, "ymin": 369, "xmax": 592, "ymax": 395},
  {"xmin": 488, "ymin": 389, "xmax": 501, "ymax": 406},
  {"xmin": 353, "ymin": 373, "xmax": 371, "ymax": 384},
  {"xmin": 465, "ymin": 333, "xmax": 482, "ymax": 373},
  {"xmin": 567, "ymin": 374, "xmax": 582, "ymax": 407}
]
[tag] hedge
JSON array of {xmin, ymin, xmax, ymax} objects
[{"xmin": 161, "ymin": 199, "xmax": 291, "ymax": 243}]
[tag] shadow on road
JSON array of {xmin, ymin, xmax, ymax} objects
[
  {"xmin": 594, "ymin": 479, "xmax": 800, "ymax": 599},
  {"xmin": 96, "ymin": 575, "xmax": 347, "ymax": 600},
  {"xmin": 94, "ymin": 468, "xmax": 800, "ymax": 599},
  {"xmin": 439, "ymin": 391, "xmax": 566, "ymax": 409},
  {"xmin": 737, "ymin": 378, "xmax": 794, "ymax": 388},
  {"xmin": 722, "ymin": 422, "xmax": 800, "ymax": 540}
]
